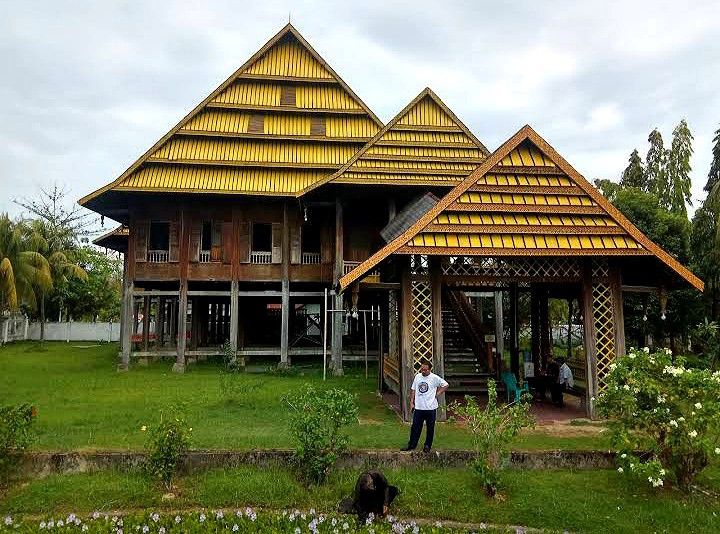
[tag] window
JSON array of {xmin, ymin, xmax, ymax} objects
[
  {"xmin": 248, "ymin": 113, "xmax": 265, "ymax": 133},
  {"xmin": 301, "ymin": 223, "xmax": 321, "ymax": 264},
  {"xmin": 200, "ymin": 221, "xmax": 213, "ymax": 262},
  {"xmin": 251, "ymin": 223, "xmax": 272, "ymax": 264},
  {"xmin": 148, "ymin": 222, "xmax": 169, "ymax": 262}
]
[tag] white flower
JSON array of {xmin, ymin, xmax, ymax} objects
[
  {"xmin": 657, "ymin": 395, "xmax": 666, "ymax": 404},
  {"xmin": 617, "ymin": 467, "xmax": 624, "ymax": 473},
  {"xmin": 643, "ymin": 347, "xmax": 650, "ymax": 353},
  {"xmin": 151, "ymin": 513, "xmax": 159, "ymax": 522},
  {"xmin": 174, "ymin": 515, "xmax": 182, "ymax": 523},
  {"xmin": 715, "ymin": 447, "xmax": 720, "ymax": 455},
  {"xmin": 669, "ymin": 420, "xmax": 678, "ymax": 428},
  {"xmin": 623, "ymin": 384, "xmax": 630, "ymax": 390},
  {"xmin": 4, "ymin": 516, "xmax": 12, "ymax": 526},
  {"xmin": 39, "ymin": 522, "xmax": 46, "ymax": 529},
  {"xmin": 343, "ymin": 522, "xmax": 350, "ymax": 530},
  {"xmin": 82, "ymin": 525, "xmax": 89, "ymax": 532},
  {"xmin": 620, "ymin": 453, "xmax": 627, "ymax": 458},
  {"xmin": 678, "ymin": 417, "xmax": 685, "ymax": 422},
  {"xmin": 92, "ymin": 512, "xmax": 100, "ymax": 520},
  {"xmin": 664, "ymin": 348, "xmax": 672, "ymax": 356},
  {"xmin": 57, "ymin": 520, "xmax": 64, "ymax": 527},
  {"xmin": 695, "ymin": 402, "xmax": 702, "ymax": 409},
  {"xmin": 628, "ymin": 353, "xmax": 636, "ymax": 359},
  {"xmin": 141, "ymin": 426, "xmax": 147, "ymax": 431},
  {"xmin": 159, "ymin": 529, "xmax": 166, "ymax": 534},
  {"xmin": 142, "ymin": 526, "xmax": 149, "ymax": 533},
  {"xmin": 688, "ymin": 430, "xmax": 698, "ymax": 438},
  {"xmin": 199, "ymin": 513, "xmax": 206, "ymax": 523},
  {"xmin": 232, "ymin": 525, "xmax": 239, "ymax": 532},
  {"xmin": 215, "ymin": 511, "xmax": 224, "ymax": 520},
  {"xmin": 659, "ymin": 469, "xmax": 666, "ymax": 476},
  {"xmin": 295, "ymin": 528, "xmax": 301, "ymax": 534}
]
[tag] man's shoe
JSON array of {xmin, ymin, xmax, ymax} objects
[
  {"xmin": 400, "ymin": 446, "xmax": 415, "ymax": 452},
  {"xmin": 423, "ymin": 446, "xmax": 431, "ymax": 453}
]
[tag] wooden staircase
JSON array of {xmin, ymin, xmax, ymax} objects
[{"xmin": 442, "ymin": 290, "xmax": 496, "ymax": 393}]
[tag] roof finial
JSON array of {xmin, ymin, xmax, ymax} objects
[{"xmin": 288, "ymin": 12, "xmax": 291, "ymax": 24}]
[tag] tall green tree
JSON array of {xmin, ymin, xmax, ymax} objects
[
  {"xmin": 665, "ymin": 119, "xmax": 694, "ymax": 216},
  {"xmin": 691, "ymin": 206, "xmax": 720, "ymax": 319},
  {"xmin": 0, "ymin": 215, "xmax": 51, "ymax": 313},
  {"xmin": 620, "ymin": 149, "xmax": 645, "ymax": 189},
  {"xmin": 704, "ymin": 126, "xmax": 720, "ymax": 205},
  {"xmin": 645, "ymin": 128, "xmax": 667, "ymax": 197}
]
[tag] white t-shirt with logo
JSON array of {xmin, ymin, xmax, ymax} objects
[{"xmin": 411, "ymin": 372, "xmax": 449, "ymax": 410}]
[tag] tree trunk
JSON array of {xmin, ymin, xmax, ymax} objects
[{"xmin": 40, "ymin": 294, "xmax": 46, "ymax": 341}]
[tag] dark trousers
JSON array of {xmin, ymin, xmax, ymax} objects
[
  {"xmin": 551, "ymin": 383, "xmax": 565, "ymax": 406},
  {"xmin": 407, "ymin": 409, "xmax": 437, "ymax": 449}
]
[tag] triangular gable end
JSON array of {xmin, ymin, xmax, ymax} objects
[
  {"xmin": 79, "ymin": 24, "xmax": 383, "ymax": 210},
  {"xmin": 298, "ymin": 88, "xmax": 489, "ymax": 195},
  {"xmin": 339, "ymin": 125, "xmax": 704, "ymax": 291}
]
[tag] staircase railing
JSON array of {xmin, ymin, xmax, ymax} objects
[{"xmin": 445, "ymin": 290, "xmax": 490, "ymax": 368}]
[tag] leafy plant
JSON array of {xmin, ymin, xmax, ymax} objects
[
  {"xmin": 283, "ymin": 386, "xmax": 358, "ymax": 485},
  {"xmin": 222, "ymin": 340, "xmax": 242, "ymax": 372},
  {"xmin": 451, "ymin": 380, "xmax": 534, "ymax": 497},
  {"xmin": 219, "ymin": 372, "xmax": 264, "ymax": 405},
  {"xmin": 0, "ymin": 404, "xmax": 35, "ymax": 485},
  {"xmin": 596, "ymin": 347, "xmax": 720, "ymax": 491},
  {"xmin": 691, "ymin": 319, "xmax": 720, "ymax": 369},
  {"xmin": 142, "ymin": 410, "xmax": 192, "ymax": 490}
]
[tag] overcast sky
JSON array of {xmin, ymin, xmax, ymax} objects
[{"xmin": 1, "ymin": 0, "xmax": 719, "ymax": 223}]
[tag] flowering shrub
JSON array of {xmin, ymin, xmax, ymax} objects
[
  {"xmin": 0, "ymin": 509, "xmax": 488, "ymax": 533},
  {"xmin": 142, "ymin": 411, "xmax": 192, "ymax": 490},
  {"xmin": 450, "ymin": 380, "xmax": 534, "ymax": 497},
  {"xmin": 0, "ymin": 403, "xmax": 35, "ymax": 485},
  {"xmin": 596, "ymin": 347, "xmax": 720, "ymax": 491},
  {"xmin": 283, "ymin": 386, "xmax": 359, "ymax": 485}
]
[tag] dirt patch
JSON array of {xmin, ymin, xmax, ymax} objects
[
  {"xmin": 359, "ymin": 417, "xmax": 383, "ymax": 426},
  {"xmin": 526, "ymin": 420, "xmax": 607, "ymax": 437}
]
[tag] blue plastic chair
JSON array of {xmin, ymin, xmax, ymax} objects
[{"xmin": 501, "ymin": 371, "xmax": 529, "ymax": 403}]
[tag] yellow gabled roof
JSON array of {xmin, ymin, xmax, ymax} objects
[
  {"xmin": 79, "ymin": 24, "xmax": 383, "ymax": 210},
  {"xmin": 299, "ymin": 88, "xmax": 489, "ymax": 194},
  {"xmin": 340, "ymin": 125, "xmax": 704, "ymax": 292}
]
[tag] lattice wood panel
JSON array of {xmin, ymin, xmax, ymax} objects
[
  {"xmin": 385, "ymin": 290, "xmax": 400, "ymax": 381},
  {"xmin": 410, "ymin": 281, "xmax": 433, "ymax": 371},
  {"xmin": 592, "ymin": 281, "xmax": 616, "ymax": 391},
  {"xmin": 410, "ymin": 254, "xmax": 429, "ymax": 275},
  {"xmin": 442, "ymin": 256, "xmax": 581, "ymax": 280}
]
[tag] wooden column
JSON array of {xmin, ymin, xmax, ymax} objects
[
  {"xmin": 174, "ymin": 207, "xmax": 189, "ymax": 373},
  {"xmin": 120, "ymin": 283, "xmax": 133, "ymax": 370},
  {"xmin": 509, "ymin": 282, "xmax": 520, "ymax": 377},
  {"xmin": 581, "ymin": 262, "xmax": 599, "ymax": 418},
  {"xmin": 494, "ymin": 290, "xmax": 504, "ymax": 377},
  {"xmin": 230, "ymin": 280, "xmax": 239, "ymax": 354},
  {"xmin": 331, "ymin": 197, "xmax": 344, "ymax": 375},
  {"xmin": 430, "ymin": 258, "xmax": 446, "ymax": 420},
  {"xmin": 610, "ymin": 266, "xmax": 626, "ymax": 360},
  {"xmin": 142, "ymin": 296, "xmax": 150, "ymax": 352},
  {"xmin": 399, "ymin": 259, "xmax": 413, "ymax": 422},
  {"xmin": 280, "ymin": 201, "xmax": 291, "ymax": 366},
  {"xmin": 157, "ymin": 297, "xmax": 165, "ymax": 348},
  {"xmin": 530, "ymin": 286, "xmax": 540, "ymax": 369},
  {"xmin": 539, "ymin": 286, "xmax": 551, "ymax": 364}
]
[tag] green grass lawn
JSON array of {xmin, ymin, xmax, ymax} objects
[
  {"xmin": 0, "ymin": 341, "xmax": 609, "ymax": 451},
  {"xmin": 2, "ymin": 465, "xmax": 720, "ymax": 533}
]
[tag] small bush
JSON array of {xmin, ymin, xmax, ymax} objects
[
  {"xmin": 0, "ymin": 404, "xmax": 35, "ymax": 484},
  {"xmin": 142, "ymin": 410, "xmax": 192, "ymax": 490},
  {"xmin": 222, "ymin": 340, "xmax": 242, "ymax": 372},
  {"xmin": 596, "ymin": 347, "xmax": 720, "ymax": 491},
  {"xmin": 219, "ymin": 372, "xmax": 265, "ymax": 404},
  {"xmin": 283, "ymin": 386, "xmax": 358, "ymax": 485},
  {"xmin": 451, "ymin": 380, "xmax": 534, "ymax": 497}
]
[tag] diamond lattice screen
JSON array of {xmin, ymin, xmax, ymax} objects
[
  {"xmin": 410, "ymin": 281, "xmax": 433, "ymax": 371},
  {"xmin": 591, "ymin": 260, "xmax": 616, "ymax": 391}
]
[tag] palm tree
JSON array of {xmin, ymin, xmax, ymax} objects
[{"xmin": 0, "ymin": 214, "xmax": 52, "ymax": 313}]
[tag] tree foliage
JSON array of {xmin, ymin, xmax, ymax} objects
[
  {"xmin": 620, "ymin": 149, "xmax": 645, "ymax": 189},
  {"xmin": 645, "ymin": 128, "xmax": 667, "ymax": 198},
  {"xmin": 665, "ymin": 119, "xmax": 694, "ymax": 216}
]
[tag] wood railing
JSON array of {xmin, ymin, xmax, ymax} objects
[
  {"xmin": 199, "ymin": 250, "xmax": 211, "ymax": 263},
  {"xmin": 250, "ymin": 251, "xmax": 272, "ymax": 264},
  {"xmin": 343, "ymin": 261, "xmax": 380, "ymax": 281},
  {"xmin": 446, "ymin": 290, "xmax": 489, "ymax": 362},
  {"xmin": 147, "ymin": 250, "xmax": 169, "ymax": 263},
  {"xmin": 301, "ymin": 252, "xmax": 321, "ymax": 265}
]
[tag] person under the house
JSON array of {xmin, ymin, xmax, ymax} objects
[
  {"xmin": 550, "ymin": 356, "xmax": 574, "ymax": 407},
  {"xmin": 401, "ymin": 359, "xmax": 449, "ymax": 452}
]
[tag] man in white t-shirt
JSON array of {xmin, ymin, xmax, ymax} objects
[{"xmin": 401, "ymin": 359, "xmax": 449, "ymax": 452}]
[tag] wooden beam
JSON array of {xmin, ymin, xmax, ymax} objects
[
  {"xmin": 430, "ymin": 258, "xmax": 446, "ymax": 421},
  {"xmin": 187, "ymin": 290, "xmax": 231, "ymax": 296},
  {"xmin": 280, "ymin": 201, "xmax": 291, "ymax": 366},
  {"xmin": 494, "ymin": 290, "xmax": 504, "ymax": 376},
  {"xmin": 206, "ymin": 101, "xmax": 368, "ymax": 115},
  {"xmin": 174, "ymin": 207, "xmax": 189, "ymax": 373},
  {"xmin": 331, "ymin": 196, "xmax": 344, "ymax": 375},
  {"xmin": 611, "ymin": 266, "xmax": 626, "ymax": 359},
  {"xmin": 119, "ymin": 275, "xmax": 133, "ymax": 371},
  {"xmin": 142, "ymin": 296, "xmax": 150, "ymax": 353},
  {"xmin": 229, "ymin": 280, "xmax": 239, "ymax": 354},
  {"xmin": 509, "ymin": 282, "xmax": 520, "ymax": 378},
  {"xmin": 581, "ymin": 261, "xmax": 599, "ymax": 418},
  {"xmin": 132, "ymin": 290, "xmax": 179, "ymax": 296},
  {"xmin": 399, "ymin": 259, "xmax": 413, "ymax": 422}
]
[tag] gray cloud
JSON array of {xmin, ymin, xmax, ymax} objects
[{"xmin": 1, "ymin": 0, "xmax": 719, "ymax": 220}]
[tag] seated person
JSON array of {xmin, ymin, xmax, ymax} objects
[
  {"xmin": 550, "ymin": 357, "xmax": 574, "ymax": 407},
  {"xmin": 339, "ymin": 471, "xmax": 399, "ymax": 523}
]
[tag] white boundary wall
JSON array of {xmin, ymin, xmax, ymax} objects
[{"xmin": 2, "ymin": 319, "xmax": 120, "ymax": 343}]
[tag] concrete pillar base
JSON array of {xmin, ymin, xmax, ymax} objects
[
  {"xmin": 172, "ymin": 363, "xmax": 186, "ymax": 374},
  {"xmin": 116, "ymin": 363, "xmax": 129, "ymax": 372}
]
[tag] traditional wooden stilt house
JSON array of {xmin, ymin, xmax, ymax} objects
[{"xmin": 84, "ymin": 24, "xmax": 702, "ymax": 419}]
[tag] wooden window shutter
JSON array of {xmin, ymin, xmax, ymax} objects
[
  {"xmin": 210, "ymin": 222, "xmax": 223, "ymax": 262},
  {"xmin": 238, "ymin": 222, "xmax": 250, "ymax": 264},
  {"xmin": 168, "ymin": 221, "xmax": 180, "ymax": 262},
  {"xmin": 190, "ymin": 222, "xmax": 201, "ymax": 262},
  {"xmin": 271, "ymin": 222, "xmax": 282, "ymax": 264},
  {"xmin": 248, "ymin": 113, "xmax": 265, "ymax": 133},
  {"xmin": 290, "ymin": 222, "xmax": 301, "ymax": 265},
  {"xmin": 310, "ymin": 116, "xmax": 326, "ymax": 136},
  {"xmin": 221, "ymin": 221, "xmax": 233, "ymax": 264},
  {"xmin": 135, "ymin": 221, "xmax": 148, "ymax": 262},
  {"xmin": 280, "ymin": 85, "xmax": 296, "ymax": 106}
]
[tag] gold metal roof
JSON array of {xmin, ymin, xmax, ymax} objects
[
  {"xmin": 79, "ymin": 24, "xmax": 384, "ymax": 208},
  {"xmin": 340, "ymin": 125, "xmax": 704, "ymax": 292},
  {"xmin": 300, "ymin": 88, "xmax": 488, "ymax": 194}
]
